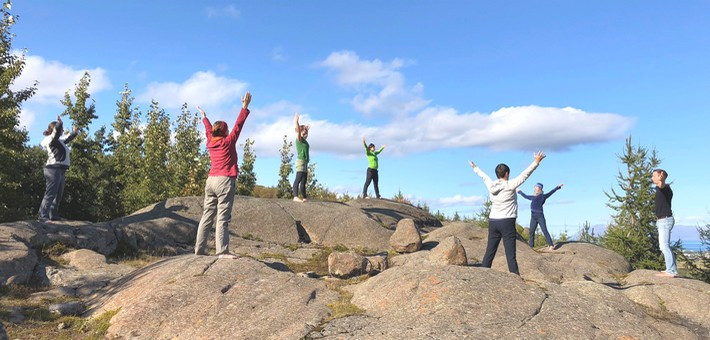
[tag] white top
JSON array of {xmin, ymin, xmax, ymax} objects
[
  {"xmin": 40, "ymin": 122, "xmax": 76, "ymax": 168},
  {"xmin": 473, "ymin": 161, "xmax": 539, "ymax": 219}
]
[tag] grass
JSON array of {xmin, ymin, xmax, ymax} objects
[
  {"xmin": 281, "ymin": 244, "xmax": 370, "ymax": 276},
  {"xmin": 108, "ymin": 239, "xmax": 163, "ymax": 268},
  {"xmin": 241, "ymin": 233, "xmax": 263, "ymax": 242},
  {"xmin": 1, "ymin": 283, "xmax": 119, "ymax": 340},
  {"xmin": 40, "ymin": 241, "xmax": 76, "ymax": 267},
  {"xmin": 323, "ymin": 276, "xmax": 368, "ymax": 321}
]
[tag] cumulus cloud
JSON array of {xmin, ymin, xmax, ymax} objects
[
  {"xmin": 206, "ymin": 4, "xmax": 240, "ymax": 19},
  {"xmin": 13, "ymin": 53, "xmax": 111, "ymax": 104},
  {"xmin": 138, "ymin": 71, "xmax": 248, "ymax": 109},
  {"xmin": 245, "ymin": 104, "xmax": 634, "ymax": 158},
  {"xmin": 18, "ymin": 108, "xmax": 36, "ymax": 130},
  {"xmin": 318, "ymin": 50, "xmax": 430, "ymax": 115},
  {"xmin": 438, "ymin": 194, "xmax": 487, "ymax": 207}
]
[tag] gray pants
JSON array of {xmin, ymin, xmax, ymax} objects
[
  {"xmin": 195, "ymin": 176, "xmax": 236, "ymax": 255},
  {"xmin": 38, "ymin": 167, "xmax": 67, "ymax": 220}
]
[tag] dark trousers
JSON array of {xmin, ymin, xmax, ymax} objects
[
  {"xmin": 481, "ymin": 218, "xmax": 519, "ymax": 275},
  {"xmin": 38, "ymin": 167, "xmax": 67, "ymax": 220},
  {"xmin": 362, "ymin": 168, "xmax": 380, "ymax": 198},
  {"xmin": 529, "ymin": 212, "xmax": 554, "ymax": 247},
  {"xmin": 292, "ymin": 170, "xmax": 308, "ymax": 198}
]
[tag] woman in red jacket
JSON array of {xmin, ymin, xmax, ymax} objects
[{"xmin": 194, "ymin": 92, "xmax": 251, "ymax": 259}]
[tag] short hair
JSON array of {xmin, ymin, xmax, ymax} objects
[
  {"xmin": 368, "ymin": 143, "xmax": 375, "ymax": 149},
  {"xmin": 212, "ymin": 121, "xmax": 228, "ymax": 137},
  {"xmin": 653, "ymin": 168, "xmax": 668, "ymax": 180},
  {"xmin": 495, "ymin": 163, "xmax": 510, "ymax": 179}
]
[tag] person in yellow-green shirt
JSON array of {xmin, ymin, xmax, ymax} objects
[
  {"xmin": 362, "ymin": 136, "xmax": 385, "ymax": 199},
  {"xmin": 292, "ymin": 112, "xmax": 310, "ymax": 202}
]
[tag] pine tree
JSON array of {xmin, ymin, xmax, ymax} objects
[
  {"xmin": 474, "ymin": 197, "xmax": 492, "ymax": 226},
  {"xmin": 237, "ymin": 138, "xmax": 256, "ymax": 196},
  {"xmin": 139, "ymin": 100, "xmax": 172, "ymax": 207},
  {"xmin": 276, "ymin": 135, "xmax": 293, "ymax": 199},
  {"xmin": 60, "ymin": 72, "xmax": 103, "ymax": 220},
  {"xmin": 578, "ymin": 221, "xmax": 598, "ymax": 244},
  {"xmin": 170, "ymin": 103, "xmax": 207, "ymax": 197},
  {"xmin": 110, "ymin": 84, "xmax": 144, "ymax": 214},
  {"xmin": 452, "ymin": 211, "xmax": 461, "ymax": 222},
  {"xmin": 0, "ymin": 1, "xmax": 38, "ymax": 222},
  {"xmin": 601, "ymin": 136, "xmax": 664, "ymax": 269}
]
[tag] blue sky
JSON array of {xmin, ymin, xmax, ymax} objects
[{"xmin": 10, "ymin": 1, "xmax": 710, "ymax": 241}]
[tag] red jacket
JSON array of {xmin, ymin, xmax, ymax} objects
[{"xmin": 203, "ymin": 108, "xmax": 250, "ymax": 177}]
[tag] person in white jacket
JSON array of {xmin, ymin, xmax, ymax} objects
[
  {"xmin": 469, "ymin": 151, "xmax": 546, "ymax": 275},
  {"xmin": 38, "ymin": 115, "xmax": 78, "ymax": 222}
]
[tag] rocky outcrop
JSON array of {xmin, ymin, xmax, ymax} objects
[
  {"xmin": 345, "ymin": 198, "xmax": 442, "ymax": 230},
  {"xmin": 328, "ymin": 252, "xmax": 368, "ymax": 278},
  {"xmin": 87, "ymin": 255, "xmax": 339, "ymax": 339}
]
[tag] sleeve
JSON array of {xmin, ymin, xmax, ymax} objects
[
  {"xmin": 508, "ymin": 160, "xmax": 539, "ymax": 189},
  {"xmin": 518, "ymin": 191, "xmax": 533, "ymax": 200},
  {"xmin": 51, "ymin": 120, "xmax": 64, "ymax": 143},
  {"xmin": 375, "ymin": 147, "xmax": 384, "ymax": 155},
  {"xmin": 62, "ymin": 130, "xmax": 79, "ymax": 144},
  {"xmin": 473, "ymin": 166, "xmax": 494, "ymax": 189},
  {"xmin": 226, "ymin": 108, "xmax": 250, "ymax": 144},
  {"xmin": 203, "ymin": 117, "xmax": 213, "ymax": 140},
  {"xmin": 364, "ymin": 141, "xmax": 371, "ymax": 155},
  {"xmin": 543, "ymin": 186, "xmax": 561, "ymax": 199}
]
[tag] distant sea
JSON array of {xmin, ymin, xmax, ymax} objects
[{"xmin": 681, "ymin": 240, "xmax": 707, "ymax": 252}]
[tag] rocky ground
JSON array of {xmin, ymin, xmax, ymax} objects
[{"xmin": 1, "ymin": 196, "xmax": 708, "ymax": 339}]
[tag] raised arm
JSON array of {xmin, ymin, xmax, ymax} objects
[
  {"xmin": 226, "ymin": 92, "xmax": 252, "ymax": 143},
  {"xmin": 469, "ymin": 160, "xmax": 493, "ymax": 188},
  {"xmin": 517, "ymin": 190, "xmax": 533, "ymax": 200},
  {"xmin": 375, "ymin": 145, "xmax": 385, "ymax": 155},
  {"xmin": 543, "ymin": 184, "xmax": 563, "ymax": 199},
  {"xmin": 198, "ymin": 106, "xmax": 213, "ymax": 140},
  {"xmin": 363, "ymin": 136, "xmax": 368, "ymax": 150},
  {"xmin": 294, "ymin": 112, "xmax": 302, "ymax": 142},
  {"xmin": 508, "ymin": 151, "xmax": 545, "ymax": 189},
  {"xmin": 63, "ymin": 126, "xmax": 79, "ymax": 144},
  {"xmin": 51, "ymin": 115, "xmax": 64, "ymax": 143}
]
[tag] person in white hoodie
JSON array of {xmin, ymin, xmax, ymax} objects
[
  {"xmin": 38, "ymin": 115, "xmax": 78, "ymax": 222},
  {"xmin": 468, "ymin": 151, "xmax": 546, "ymax": 275}
]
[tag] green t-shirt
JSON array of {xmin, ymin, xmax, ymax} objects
[
  {"xmin": 295, "ymin": 138, "xmax": 309, "ymax": 172},
  {"xmin": 364, "ymin": 142, "xmax": 384, "ymax": 169}
]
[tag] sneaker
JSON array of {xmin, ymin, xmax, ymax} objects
[
  {"xmin": 293, "ymin": 197, "xmax": 303, "ymax": 203},
  {"xmin": 37, "ymin": 218, "xmax": 51, "ymax": 223},
  {"xmin": 218, "ymin": 252, "xmax": 239, "ymax": 260},
  {"xmin": 301, "ymin": 198, "xmax": 308, "ymax": 202},
  {"xmin": 364, "ymin": 196, "xmax": 370, "ymax": 199},
  {"xmin": 655, "ymin": 271, "xmax": 676, "ymax": 278}
]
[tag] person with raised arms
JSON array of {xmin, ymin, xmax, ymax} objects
[
  {"xmin": 292, "ymin": 112, "xmax": 310, "ymax": 202},
  {"xmin": 361, "ymin": 136, "xmax": 385, "ymax": 199},
  {"xmin": 469, "ymin": 151, "xmax": 546, "ymax": 275},
  {"xmin": 194, "ymin": 91, "xmax": 251, "ymax": 259},
  {"xmin": 518, "ymin": 182, "xmax": 564, "ymax": 251},
  {"xmin": 38, "ymin": 115, "xmax": 79, "ymax": 223}
]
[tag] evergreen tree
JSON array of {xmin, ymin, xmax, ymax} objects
[
  {"xmin": 170, "ymin": 103, "xmax": 207, "ymax": 197},
  {"xmin": 305, "ymin": 162, "xmax": 337, "ymax": 200},
  {"xmin": 276, "ymin": 135, "xmax": 293, "ymax": 199},
  {"xmin": 600, "ymin": 137, "xmax": 664, "ymax": 269},
  {"xmin": 139, "ymin": 100, "xmax": 172, "ymax": 207},
  {"xmin": 90, "ymin": 126, "xmax": 123, "ymax": 220},
  {"xmin": 578, "ymin": 221, "xmax": 599, "ymax": 244},
  {"xmin": 452, "ymin": 211, "xmax": 461, "ymax": 222},
  {"xmin": 474, "ymin": 197, "xmax": 492, "ymax": 226},
  {"xmin": 0, "ymin": 1, "xmax": 38, "ymax": 222},
  {"xmin": 237, "ymin": 138, "xmax": 256, "ymax": 196},
  {"xmin": 109, "ymin": 84, "xmax": 144, "ymax": 214},
  {"xmin": 60, "ymin": 72, "xmax": 103, "ymax": 220}
]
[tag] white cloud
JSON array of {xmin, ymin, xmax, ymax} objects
[
  {"xmin": 318, "ymin": 50, "xmax": 430, "ymax": 115},
  {"xmin": 438, "ymin": 194, "xmax": 486, "ymax": 207},
  {"xmin": 138, "ymin": 71, "xmax": 248, "ymax": 109},
  {"xmin": 245, "ymin": 104, "xmax": 634, "ymax": 158},
  {"xmin": 19, "ymin": 108, "xmax": 36, "ymax": 130},
  {"xmin": 251, "ymin": 100, "xmax": 302, "ymax": 119},
  {"xmin": 206, "ymin": 4, "xmax": 240, "ymax": 19},
  {"xmin": 13, "ymin": 53, "xmax": 111, "ymax": 104}
]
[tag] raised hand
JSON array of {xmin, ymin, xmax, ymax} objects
[
  {"xmin": 72, "ymin": 126, "xmax": 79, "ymax": 133},
  {"xmin": 533, "ymin": 151, "xmax": 546, "ymax": 164},
  {"xmin": 558, "ymin": 183, "xmax": 564, "ymax": 189},
  {"xmin": 468, "ymin": 160, "xmax": 476, "ymax": 168},
  {"xmin": 241, "ymin": 92, "xmax": 252, "ymax": 109},
  {"xmin": 362, "ymin": 136, "xmax": 366, "ymax": 143},
  {"xmin": 197, "ymin": 106, "xmax": 206, "ymax": 119},
  {"xmin": 56, "ymin": 114, "xmax": 62, "ymax": 122}
]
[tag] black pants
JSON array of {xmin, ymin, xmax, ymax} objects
[
  {"xmin": 529, "ymin": 212, "xmax": 554, "ymax": 247},
  {"xmin": 481, "ymin": 218, "xmax": 519, "ymax": 275},
  {"xmin": 292, "ymin": 170, "xmax": 308, "ymax": 198},
  {"xmin": 362, "ymin": 168, "xmax": 380, "ymax": 198}
]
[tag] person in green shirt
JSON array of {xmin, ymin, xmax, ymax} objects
[
  {"xmin": 292, "ymin": 112, "xmax": 310, "ymax": 202},
  {"xmin": 362, "ymin": 136, "xmax": 385, "ymax": 199}
]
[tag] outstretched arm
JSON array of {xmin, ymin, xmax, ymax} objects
[
  {"xmin": 517, "ymin": 190, "xmax": 533, "ymax": 200},
  {"xmin": 508, "ymin": 151, "xmax": 545, "ymax": 189},
  {"xmin": 198, "ymin": 106, "xmax": 213, "ymax": 140},
  {"xmin": 51, "ymin": 115, "xmax": 64, "ymax": 143},
  {"xmin": 469, "ymin": 160, "xmax": 493, "ymax": 188},
  {"xmin": 375, "ymin": 145, "xmax": 385, "ymax": 155},
  {"xmin": 226, "ymin": 92, "xmax": 252, "ymax": 143},
  {"xmin": 294, "ymin": 112, "xmax": 302, "ymax": 142},
  {"xmin": 543, "ymin": 183, "xmax": 563, "ymax": 199},
  {"xmin": 63, "ymin": 126, "xmax": 79, "ymax": 144}
]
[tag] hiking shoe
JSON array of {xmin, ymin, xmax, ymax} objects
[{"xmin": 218, "ymin": 252, "xmax": 239, "ymax": 260}]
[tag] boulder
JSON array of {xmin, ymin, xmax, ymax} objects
[
  {"xmin": 60, "ymin": 249, "xmax": 108, "ymax": 270},
  {"xmin": 364, "ymin": 254, "xmax": 388, "ymax": 273},
  {"xmin": 0, "ymin": 237, "xmax": 37, "ymax": 285},
  {"xmin": 328, "ymin": 251, "xmax": 368, "ymax": 278},
  {"xmin": 88, "ymin": 255, "xmax": 339, "ymax": 339},
  {"xmin": 389, "ymin": 219, "xmax": 421, "ymax": 253},
  {"xmin": 345, "ymin": 198, "xmax": 442, "ymax": 230},
  {"xmin": 428, "ymin": 236, "xmax": 467, "ymax": 266},
  {"xmin": 622, "ymin": 269, "xmax": 710, "ymax": 329}
]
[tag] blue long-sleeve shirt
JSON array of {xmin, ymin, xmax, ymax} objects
[{"xmin": 517, "ymin": 186, "xmax": 561, "ymax": 213}]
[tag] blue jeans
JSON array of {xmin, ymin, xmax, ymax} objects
[
  {"xmin": 657, "ymin": 216, "xmax": 677, "ymax": 275},
  {"xmin": 529, "ymin": 212, "xmax": 554, "ymax": 247},
  {"xmin": 38, "ymin": 167, "xmax": 67, "ymax": 220}
]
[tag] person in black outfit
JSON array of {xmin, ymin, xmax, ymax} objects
[{"xmin": 652, "ymin": 168, "xmax": 676, "ymax": 278}]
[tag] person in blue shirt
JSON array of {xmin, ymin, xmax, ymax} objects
[{"xmin": 517, "ymin": 183, "xmax": 563, "ymax": 251}]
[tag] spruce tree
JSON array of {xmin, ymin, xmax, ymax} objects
[
  {"xmin": 276, "ymin": 135, "xmax": 293, "ymax": 199},
  {"xmin": 139, "ymin": 100, "xmax": 171, "ymax": 207},
  {"xmin": 237, "ymin": 138, "xmax": 256, "ymax": 196},
  {"xmin": 170, "ymin": 103, "xmax": 206, "ymax": 197},
  {"xmin": 0, "ymin": 1, "xmax": 37, "ymax": 221},
  {"xmin": 110, "ymin": 84, "xmax": 144, "ymax": 214},
  {"xmin": 601, "ymin": 136, "xmax": 664, "ymax": 269}
]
